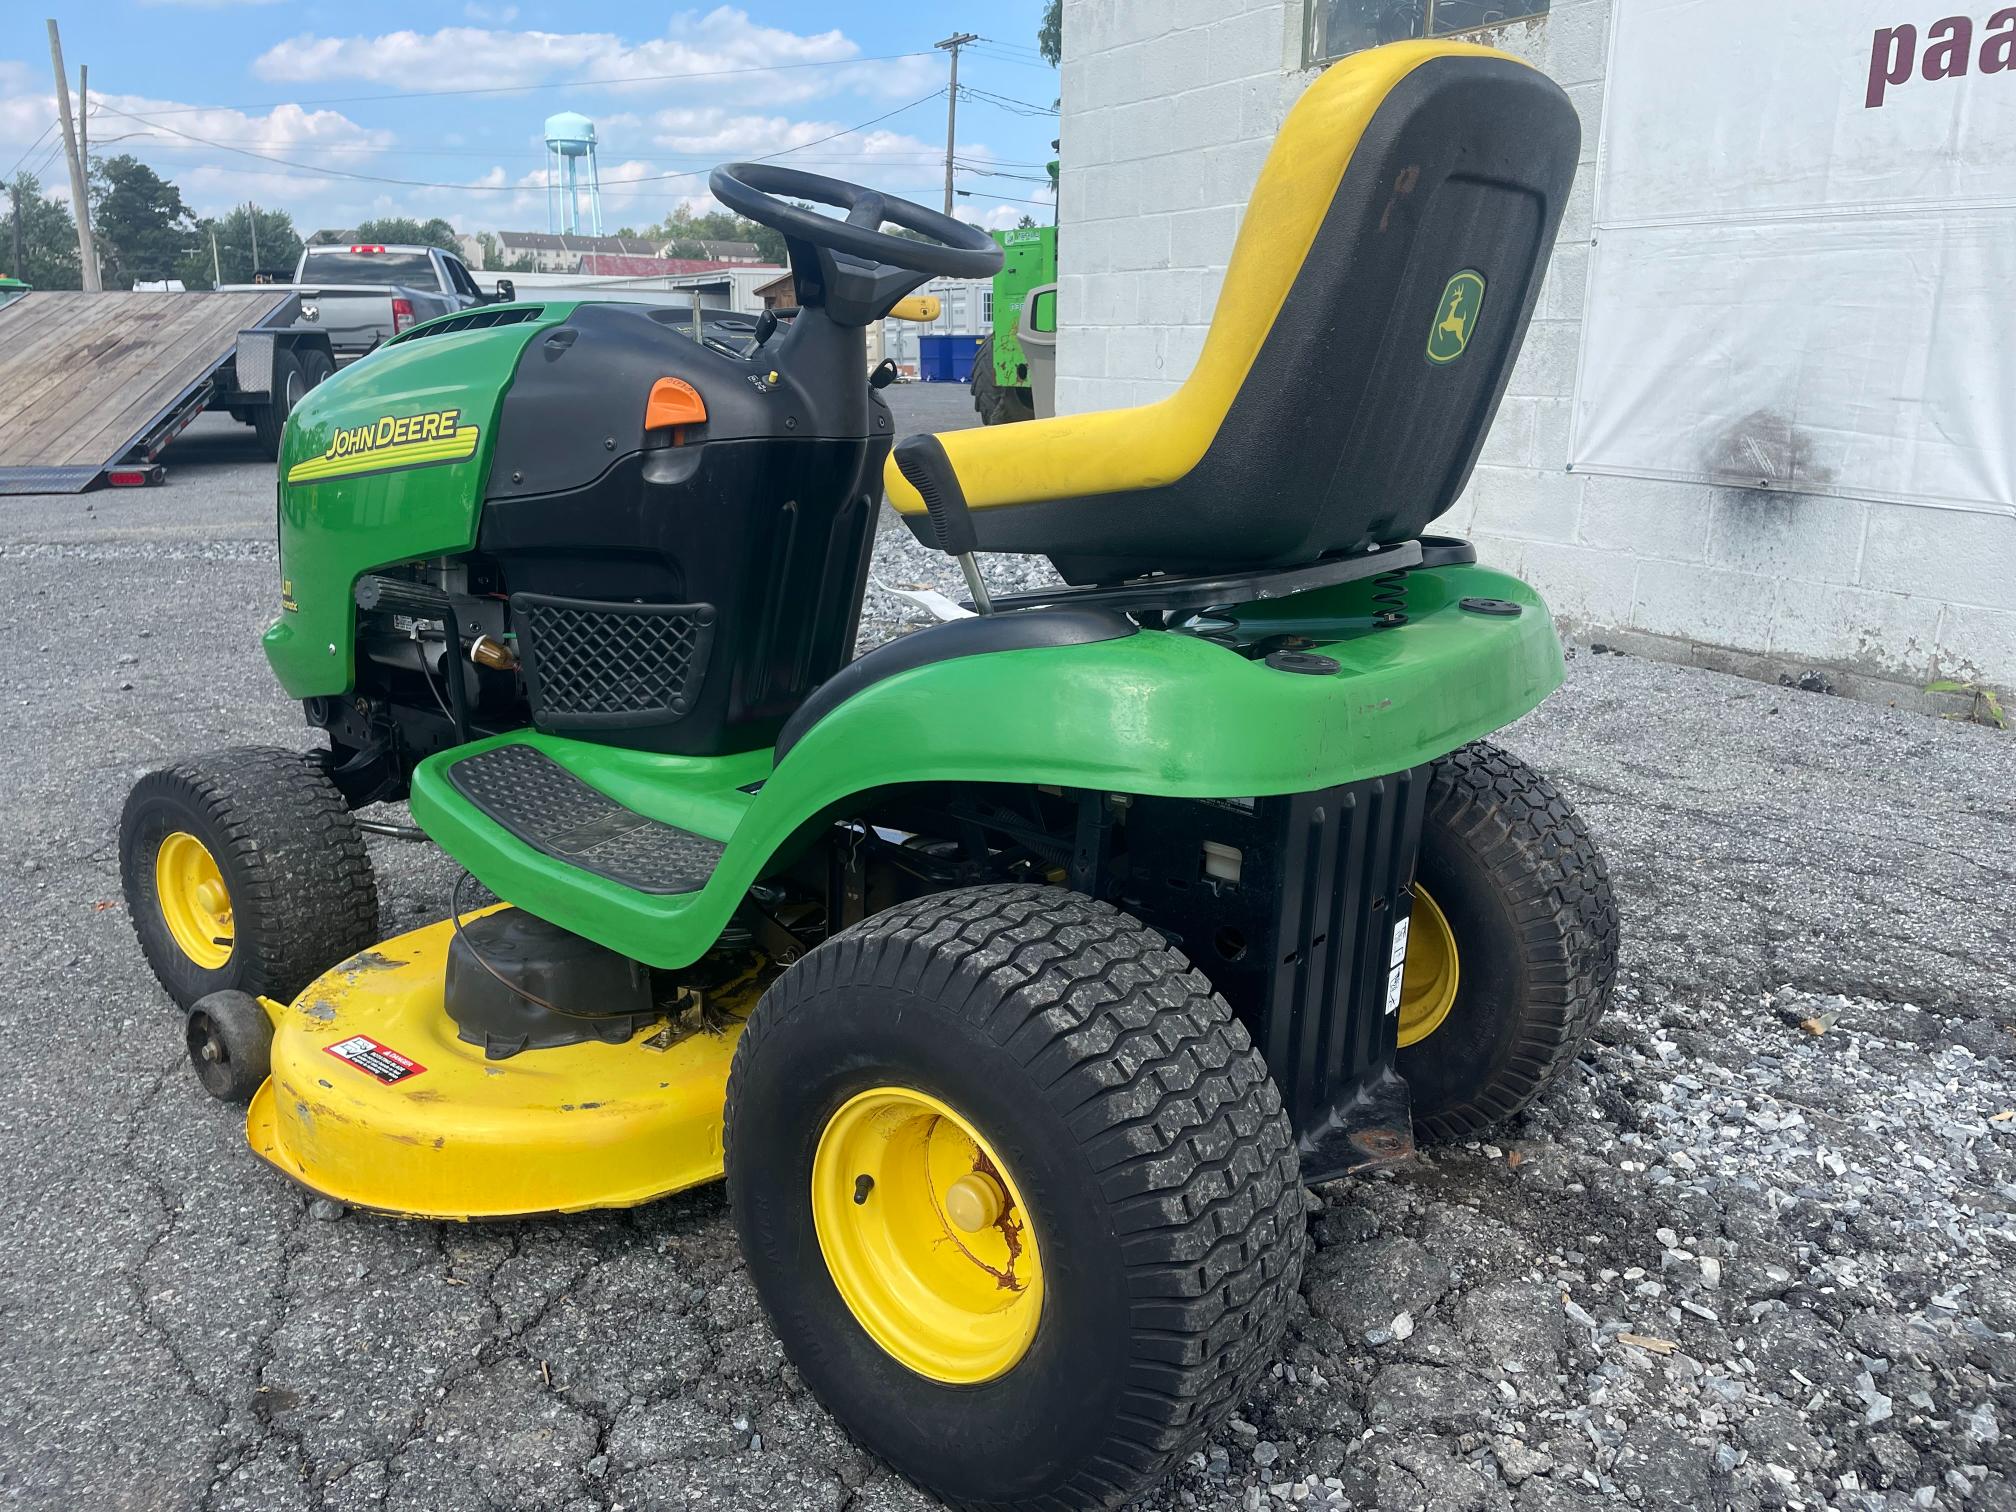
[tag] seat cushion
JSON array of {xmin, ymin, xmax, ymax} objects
[{"xmin": 884, "ymin": 41, "xmax": 1579, "ymax": 584}]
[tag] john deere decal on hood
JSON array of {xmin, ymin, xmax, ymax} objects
[{"xmin": 285, "ymin": 407, "xmax": 480, "ymax": 484}]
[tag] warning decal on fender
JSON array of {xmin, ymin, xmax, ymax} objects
[
  {"xmin": 1384, "ymin": 915, "xmax": 1411, "ymax": 1015},
  {"xmin": 324, "ymin": 1033, "xmax": 427, "ymax": 1084}
]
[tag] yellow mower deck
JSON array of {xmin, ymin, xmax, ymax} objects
[{"xmin": 245, "ymin": 913, "xmax": 748, "ymax": 1220}]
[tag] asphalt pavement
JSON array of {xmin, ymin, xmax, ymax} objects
[{"xmin": 0, "ymin": 389, "xmax": 2010, "ymax": 1512}]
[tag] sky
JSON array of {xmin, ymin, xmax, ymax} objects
[{"xmin": 1, "ymin": 3, "xmax": 1059, "ymax": 244}]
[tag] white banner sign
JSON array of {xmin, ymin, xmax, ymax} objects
[{"xmin": 1570, "ymin": 0, "xmax": 2016, "ymax": 512}]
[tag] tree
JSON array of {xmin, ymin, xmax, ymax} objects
[
  {"xmin": 2, "ymin": 172, "xmax": 82, "ymax": 289},
  {"xmin": 90, "ymin": 154, "xmax": 198, "ymax": 287},
  {"xmin": 474, "ymin": 231, "xmax": 536, "ymax": 274},
  {"xmin": 1016, "ymin": 214, "xmax": 1038, "ymax": 229},
  {"xmin": 176, "ymin": 203, "xmax": 304, "ymax": 288},
  {"xmin": 653, "ymin": 202, "xmax": 790, "ymax": 265},
  {"xmin": 1039, "ymin": 0, "xmax": 1062, "ymax": 65},
  {"xmin": 351, "ymin": 216, "xmax": 461, "ymax": 253}
]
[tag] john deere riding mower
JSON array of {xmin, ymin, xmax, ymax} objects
[{"xmin": 120, "ymin": 41, "xmax": 1613, "ymax": 1512}]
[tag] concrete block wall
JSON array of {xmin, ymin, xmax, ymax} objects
[{"xmin": 1055, "ymin": 0, "xmax": 2015, "ymax": 702}]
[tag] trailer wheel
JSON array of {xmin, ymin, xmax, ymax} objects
[
  {"xmin": 1397, "ymin": 741, "xmax": 1618, "ymax": 1141},
  {"xmin": 252, "ymin": 350, "xmax": 306, "ymax": 459},
  {"xmin": 120, "ymin": 747, "xmax": 380, "ymax": 1009},
  {"xmin": 299, "ymin": 347, "xmax": 335, "ymax": 391},
  {"xmin": 725, "ymin": 884, "xmax": 1304, "ymax": 1511},
  {"xmin": 970, "ymin": 332, "xmax": 1035, "ymax": 425}
]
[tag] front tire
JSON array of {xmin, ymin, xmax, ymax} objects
[
  {"xmin": 970, "ymin": 333, "xmax": 1036, "ymax": 425},
  {"xmin": 120, "ymin": 747, "xmax": 380, "ymax": 1009},
  {"xmin": 1397, "ymin": 741, "xmax": 1618, "ymax": 1140},
  {"xmin": 725, "ymin": 885, "xmax": 1304, "ymax": 1511}
]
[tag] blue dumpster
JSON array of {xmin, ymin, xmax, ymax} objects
[{"xmin": 918, "ymin": 333, "xmax": 986, "ymax": 383}]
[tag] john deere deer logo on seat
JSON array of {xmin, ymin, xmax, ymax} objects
[{"xmin": 1427, "ymin": 270, "xmax": 1486, "ymax": 365}]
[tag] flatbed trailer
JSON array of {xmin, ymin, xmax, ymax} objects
[{"xmin": 0, "ymin": 289, "xmax": 335, "ymax": 495}]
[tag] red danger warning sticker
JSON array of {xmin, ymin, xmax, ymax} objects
[{"xmin": 324, "ymin": 1033, "xmax": 427, "ymax": 1084}]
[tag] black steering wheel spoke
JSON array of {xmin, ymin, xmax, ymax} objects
[{"xmin": 843, "ymin": 193, "xmax": 888, "ymax": 230}]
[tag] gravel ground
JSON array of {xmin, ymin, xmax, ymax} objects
[{"xmin": 0, "ymin": 390, "xmax": 2011, "ymax": 1512}]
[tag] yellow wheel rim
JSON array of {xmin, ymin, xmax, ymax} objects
[
  {"xmin": 1396, "ymin": 885, "xmax": 1460, "ymax": 1048},
  {"xmin": 155, "ymin": 831, "xmax": 234, "ymax": 970},
  {"xmin": 811, "ymin": 1086, "xmax": 1043, "ymax": 1384}
]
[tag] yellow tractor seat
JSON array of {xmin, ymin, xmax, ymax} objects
[{"xmin": 885, "ymin": 41, "xmax": 1581, "ymax": 585}]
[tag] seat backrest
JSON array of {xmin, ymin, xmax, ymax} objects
[{"xmin": 1024, "ymin": 43, "xmax": 1582, "ymax": 581}]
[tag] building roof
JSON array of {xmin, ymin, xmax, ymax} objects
[
  {"xmin": 577, "ymin": 254, "xmax": 736, "ymax": 277},
  {"xmin": 494, "ymin": 231, "xmax": 664, "ymax": 255},
  {"xmin": 693, "ymin": 239, "xmax": 764, "ymax": 260}
]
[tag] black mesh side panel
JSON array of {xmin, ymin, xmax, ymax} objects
[{"xmin": 513, "ymin": 593, "xmax": 717, "ymax": 731}]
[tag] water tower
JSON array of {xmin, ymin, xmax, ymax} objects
[{"xmin": 545, "ymin": 112, "xmax": 604, "ymax": 237}]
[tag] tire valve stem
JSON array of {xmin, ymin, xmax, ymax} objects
[{"xmin": 853, "ymin": 1175, "xmax": 874, "ymax": 1205}]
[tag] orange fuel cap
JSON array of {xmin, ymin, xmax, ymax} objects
[{"xmin": 646, "ymin": 377, "xmax": 707, "ymax": 431}]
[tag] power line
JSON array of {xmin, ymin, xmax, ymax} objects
[
  {"xmin": 975, "ymin": 36, "xmax": 1047, "ymax": 57},
  {"xmin": 107, "ymin": 138, "xmax": 1046, "ymax": 168},
  {"xmin": 956, "ymin": 188, "xmax": 1055, "ymax": 207},
  {"xmin": 90, "ymin": 90, "xmax": 948, "ymax": 195},
  {"xmin": 6, "ymin": 119, "xmax": 58, "ymax": 179},
  {"xmin": 960, "ymin": 86, "xmax": 1058, "ymax": 117},
  {"xmin": 108, "ymin": 52, "xmax": 940, "ymax": 117},
  {"xmin": 963, "ymin": 47, "xmax": 1059, "ymax": 72}
]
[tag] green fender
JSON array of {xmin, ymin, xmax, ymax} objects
[{"xmin": 408, "ymin": 562, "xmax": 1562, "ymax": 968}]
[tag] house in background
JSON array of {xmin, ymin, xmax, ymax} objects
[
  {"xmin": 476, "ymin": 231, "xmax": 673, "ymax": 273},
  {"xmin": 686, "ymin": 239, "xmax": 766, "ymax": 264},
  {"xmin": 1056, "ymin": 0, "xmax": 2015, "ymax": 702}
]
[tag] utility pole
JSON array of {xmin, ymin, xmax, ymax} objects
[
  {"xmin": 78, "ymin": 65, "xmax": 87, "ymax": 166},
  {"xmin": 936, "ymin": 33, "xmax": 978, "ymax": 216},
  {"xmin": 46, "ymin": 19, "xmax": 100, "ymax": 291},
  {"xmin": 10, "ymin": 181, "xmax": 23, "ymax": 281},
  {"xmin": 211, "ymin": 226, "xmax": 220, "ymax": 286}
]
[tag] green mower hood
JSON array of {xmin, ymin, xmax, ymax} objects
[{"xmin": 263, "ymin": 304, "xmax": 571, "ymax": 699}]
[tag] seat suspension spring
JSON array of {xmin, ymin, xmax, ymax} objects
[{"xmin": 1370, "ymin": 568, "xmax": 1410, "ymax": 629}]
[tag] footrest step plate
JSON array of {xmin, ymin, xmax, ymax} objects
[{"xmin": 446, "ymin": 744, "xmax": 724, "ymax": 895}]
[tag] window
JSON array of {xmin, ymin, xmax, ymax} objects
[
  {"xmin": 443, "ymin": 257, "xmax": 482, "ymax": 299},
  {"xmin": 1304, "ymin": 0, "xmax": 1549, "ymax": 68},
  {"xmin": 982, "ymin": 291, "xmax": 994, "ymax": 326},
  {"xmin": 300, "ymin": 248, "xmax": 439, "ymax": 286}
]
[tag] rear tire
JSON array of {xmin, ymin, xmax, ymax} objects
[
  {"xmin": 970, "ymin": 332, "xmax": 1036, "ymax": 425},
  {"xmin": 120, "ymin": 747, "xmax": 380, "ymax": 1009},
  {"xmin": 252, "ymin": 349, "xmax": 307, "ymax": 459},
  {"xmin": 298, "ymin": 347, "xmax": 335, "ymax": 391},
  {"xmin": 1397, "ymin": 741, "xmax": 1618, "ymax": 1140},
  {"xmin": 725, "ymin": 884, "xmax": 1304, "ymax": 1511}
]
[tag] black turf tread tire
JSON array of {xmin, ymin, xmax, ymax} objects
[
  {"xmin": 252, "ymin": 349, "xmax": 303, "ymax": 459},
  {"xmin": 724, "ymin": 884, "xmax": 1305, "ymax": 1512},
  {"xmin": 970, "ymin": 332, "xmax": 1036, "ymax": 425},
  {"xmin": 120, "ymin": 747, "xmax": 380, "ymax": 1009},
  {"xmin": 1400, "ymin": 740, "xmax": 1618, "ymax": 1142}
]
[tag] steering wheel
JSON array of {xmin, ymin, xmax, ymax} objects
[{"xmin": 708, "ymin": 163, "xmax": 1003, "ymax": 281}]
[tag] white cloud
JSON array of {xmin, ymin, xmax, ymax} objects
[
  {"xmin": 0, "ymin": 67, "xmax": 396, "ymax": 219},
  {"xmin": 252, "ymin": 8, "xmax": 936, "ymax": 104}
]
